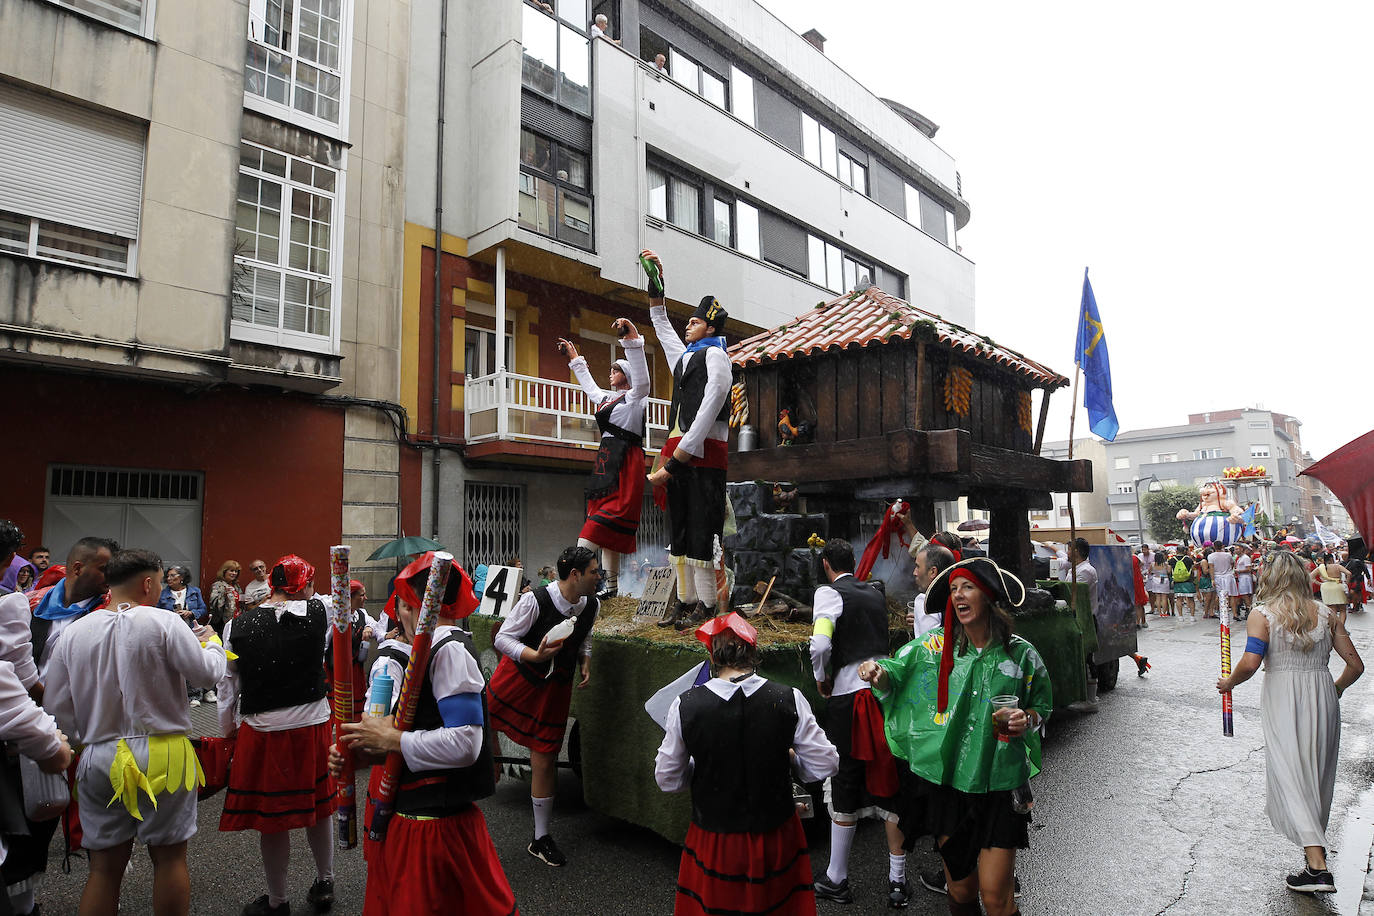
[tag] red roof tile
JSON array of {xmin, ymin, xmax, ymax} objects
[{"xmin": 728, "ymin": 287, "xmax": 1069, "ymax": 388}]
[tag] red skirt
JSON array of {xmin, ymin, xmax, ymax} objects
[
  {"xmin": 675, "ymin": 815, "xmax": 817, "ymax": 916},
  {"xmin": 580, "ymin": 446, "xmax": 646, "ymax": 555},
  {"xmin": 486, "ymin": 657, "xmax": 574, "ymax": 755},
  {"xmin": 362, "ymin": 770, "xmax": 518, "ymax": 916},
  {"xmin": 219, "ymin": 721, "xmax": 337, "ymax": 833}
]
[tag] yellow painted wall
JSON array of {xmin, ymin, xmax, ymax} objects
[{"xmin": 401, "ymin": 222, "xmax": 468, "ymax": 434}]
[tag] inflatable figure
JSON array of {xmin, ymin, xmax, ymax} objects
[{"xmin": 1177, "ymin": 481, "xmax": 1244, "ymax": 546}]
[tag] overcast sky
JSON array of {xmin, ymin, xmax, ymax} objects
[{"xmin": 758, "ymin": 0, "xmax": 1372, "ymax": 461}]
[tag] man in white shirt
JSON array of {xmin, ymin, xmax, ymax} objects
[
  {"xmin": 589, "ymin": 13, "xmax": 620, "ymax": 44},
  {"xmin": 242, "ymin": 559, "xmax": 271, "ymax": 610},
  {"xmin": 907, "ymin": 543, "xmax": 956, "ymax": 635}
]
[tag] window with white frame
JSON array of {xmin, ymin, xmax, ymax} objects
[
  {"xmin": 729, "ymin": 66, "xmax": 754, "ymax": 126},
  {"xmin": 1193, "ymin": 448, "xmax": 1222, "ymax": 459},
  {"xmin": 1250, "ymin": 445, "xmax": 1270, "ymax": 458},
  {"xmin": 801, "ymin": 113, "xmax": 837, "ymax": 176},
  {"xmin": 1116, "ymin": 482, "xmax": 1134, "ymax": 494},
  {"xmin": 233, "ymin": 142, "xmax": 340, "ymax": 349},
  {"xmin": 46, "ymin": 0, "xmax": 147, "ymax": 32},
  {"xmin": 1115, "ymin": 508, "xmax": 1136, "ymax": 522},
  {"xmin": 809, "ymin": 234, "xmax": 871, "ymax": 294},
  {"xmin": 0, "ymin": 83, "xmax": 144, "ymax": 275},
  {"xmin": 904, "ymin": 182, "xmax": 952, "ymax": 246},
  {"xmin": 246, "ymin": 0, "xmax": 349, "ymax": 129},
  {"xmin": 1152, "ymin": 453, "xmax": 1177, "ymax": 463},
  {"xmin": 1114, "ymin": 456, "xmax": 1131, "ymax": 469},
  {"xmin": 836, "ymin": 151, "xmax": 867, "ymax": 195}
]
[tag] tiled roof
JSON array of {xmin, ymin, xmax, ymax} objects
[{"xmin": 728, "ymin": 287, "xmax": 1069, "ymax": 388}]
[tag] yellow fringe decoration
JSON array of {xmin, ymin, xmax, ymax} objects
[{"xmin": 108, "ymin": 735, "xmax": 204, "ymax": 821}]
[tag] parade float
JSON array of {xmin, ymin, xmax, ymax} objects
[{"xmin": 468, "ymin": 286, "xmax": 1100, "ymax": 844}]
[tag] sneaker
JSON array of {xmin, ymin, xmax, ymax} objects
[
  {"xmin": 306, "ymin": 877, "xmax": 335, "ymax": 912},
  {"xmin": 919, "ymin": 869, "xmax": 946, "ymax": 894},
  {"xmin": 887, "ymin": 879, "xmax": 910, "ymax": 908},
  {"xmin": 1066, "ymin": 699, "xmax": 1099, "ymax": 713},
  {"xmin": 812, "ymin": 875, "xmax": 853, "ymax": 904},
  {"xmin": 242, "ymin": 895, "xmax": 290, "ymax": 916},
  {"xmin": 189, "ymin": 698, "xmax": 201, "ymax": 708},
  {"xmin": 205, "ymin": 690, "xmax": 219, "ymax": 703},
  {"xmin": 528, "ymin": 834, "xmax": 567, "ymax": 867},
  {"xmin": 1285, "ymin": 867, "xmax": 1335, "ymax": 893},
  {"xmin": 1136, "ymin": 656, "xmax": 1151, "ymax": 677}
]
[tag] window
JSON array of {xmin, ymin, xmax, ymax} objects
[
  {"xmin": 233, "ymin": 141, "xmax": 339, "ymax": 348},
  {"xmin": 837, "ymin": 152, "xmax": 868, "ymax": 195},
  {"xmin": 1193, "ymin": 448, "xmax": 1222, "ymax": 460},
  {"xmin": 670, "ymin": 50, "xmax": 699, "ymax": 94},
  {"xmin": 730, "ymin": 66, "xmax": 754, "ymax": 126},
  {"xmin": 1152, "ymin": 453, "xmax": 1177, "ymax": 463},
  {"xmin": 464, "ymin": 482, "xmax": 523, "ymax": 572},
  {"xmin": 1116, "ymin": 483, "xmax": 1134, "ymax": 494},
  {"xmin": 701, "ymin": 70, "xmax": 726, "ymax": 108},
  {"xmin": 809, "ymin": 235, "xmax": 878, "ymax": 293},
  {"xmin": 1248, "ymin": 420, "xmax": 1269, "ymax": 429},
  {"xmin": 712, "ymin": 197, "xmax": 732, "ymax": 246},
  {"xmin": 801, "ymin": 113, "xmax": 837, "ymax": 176},
  {"xmin": 0, "ymin": 83, "xmax": 144, "ymax": 275},
  {"xmin": 904, "ymin": 182, "xmax": 952, "ymax": 246},
  {"xmin": 735, "ymin": 200, "xmax": 760, "ymax": 258},
  {"xmin": 1114, "ymin": 457, "xmax": 1131, "ymax": 470},
  {"xmin": 521, "ymin": 3, "xmax": 591, "ymax": 115},
  {"xmin": 519, "ymin": 128, "xmax": 593, "ymax": 248},
  {"xmin": 48, "ymin": 0, "xmax": 146, "ymax": 32},
  {"xmin": 246, "ymin": 0, "xmax": 348, "ymax": 128},
  {"xmin": 1115, "ymin": 509, "xmax": 1137, "ymax": 522},
  {"xmin": 1250, "ymin": 445, "xmax": 1270, "ymax": 458},
  {"xmin": 1059, "ymin": 506, "xmax": 1071, "ymax": 518},
  {"xmin": 1158, "ymin": 478, "xmax": 1178, "ymax": 487},
  {"xmin": 644, "ymin": 160, "xmax": 698, "ymax": 234},
  {"xmin": 464, "ymin": 324, "xmax": 515, "ymax": 378}
]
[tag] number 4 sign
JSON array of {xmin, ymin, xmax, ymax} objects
[{"xmin": 479, "ymin": 566, "xmax": 522, "ymax": 618}]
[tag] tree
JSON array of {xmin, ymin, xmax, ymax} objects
[{"xmin": 1142, "ymin": 485, "xmax": 1200, "ymax": 544}]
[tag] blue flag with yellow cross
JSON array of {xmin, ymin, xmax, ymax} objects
[{"xmin": 1074, "ymin": 268, "xmax": 1119, "ymax": 441}]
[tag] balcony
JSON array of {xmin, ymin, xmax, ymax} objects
[{"xmin": 464, "ymin": 370, "xmax": 670, "ymax": 467}]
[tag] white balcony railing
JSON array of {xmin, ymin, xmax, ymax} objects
[{"xmin": 465, "ymin": 371, "xmax": 671, "ymax": 452}]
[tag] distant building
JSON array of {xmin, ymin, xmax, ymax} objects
[{"xmin": 1036, "ymin": 438, "xmax": 1109, "ymax": 531}]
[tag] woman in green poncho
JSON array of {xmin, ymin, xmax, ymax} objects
[{"xmin": 858, "ymin": 557, "xmax": 1051, "ymax": 916}]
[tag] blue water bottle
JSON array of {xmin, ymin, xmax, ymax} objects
[{"xmin": 367, "ymin": 671, "xmax": 394, "ymax": 717}]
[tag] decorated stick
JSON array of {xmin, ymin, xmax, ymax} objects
[
  {"xmin": 1219, "ymin": 590, "xmax": 1234, "ymax": 737},
  {"xmin": 329, "ymin": 545, "xmax": 358, "ymax": 848},
  {"xmin": 367, "ymin": 551, "xmax": 453, "ymax": 842}
]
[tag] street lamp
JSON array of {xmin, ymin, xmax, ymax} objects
[{"xmin": 1133, "ymin": 474, "xmax": 1161, "ymax": 545}]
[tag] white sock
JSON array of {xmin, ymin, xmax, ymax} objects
[
  {"xmin": 260, "ymin": 830, "xmax": 291, "ymax": 907},
  {"xmin": 306, "ymin": 816, "xmax": 335, "ymax": 881},
  {"xmin": 9, "ymin": 890, "xmax": 34, "ymax": 914},
  {"xmin": 889, "ymin": 851, "xmax": 907, "ymax": 883},
  {"xmin": 826, "ymin": 821, "xmax": 856, "ymax": 884},
  {"xmin": 693, "ymin": 566, "xmax": 718, "ymax": 609},
  {"xmin": 532, "ymin": 795, "xmax": 554, "ymax": 839},
  {"xmin": 675, "ymin": 559, "xmax": 697, "ymax": 601}
]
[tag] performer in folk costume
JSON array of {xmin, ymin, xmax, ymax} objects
[
  {"xmin": 558, "ymin": 318, "xmax": 652, "ymax": 599},
  {"xmin": 640, "ymin": 249, "xmax": 733, "ymax": 629},
  {"xmin": 331, "ymin": 552, "xmax": 518, "ymax": 916},
  {"xmin": 218, "ymin": 555, "xmax": 338, "ymax": 916},
  {"xmin": 808, "ymin": 539, "xmax": 912, "ymax": 908},
  {"xmin": 487, "ymin": 545, "xmax": 601, "ymax": 867},
  {"xmin": 655, "ymin": 612, "xmax": 839, "ymax": 916},
  {"xmin": 859, "ymin": 558, "xmax": 1052, "ymax": 916},
  {"xmin": 45, "ymin": 548, "xmax": 226, "ymax": 916}
]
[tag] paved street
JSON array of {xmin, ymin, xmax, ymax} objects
[{"xmin": 31, "ymin": 609, "xmax": 1374, "ymax": 914}]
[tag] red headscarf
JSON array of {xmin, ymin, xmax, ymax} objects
[
  {"xmin": 271, "ymin": 555, "xmax": 315, "ymax": 595},
  {"xmin": 384, "ymin": 551, "xmax": 479, "ymax": 624},
  {"xmin": 937, "ymin": 569, "xmax": 995, "ymax": 715},
  {"xmin": 695, "ymin": 611, "xmax": 757, "ymax": 648}
]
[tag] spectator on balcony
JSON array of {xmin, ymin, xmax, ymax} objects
[
  {"xmin": 589, "ymin": 13, "xmax": 620, "ymax": 45},
  {"xmin": 653, "ymin": 52, "xmax": 667, "ymax": 73},
  {"xmin": 559, "ymin": 319, "xmax": 651, "ymax": 600}
]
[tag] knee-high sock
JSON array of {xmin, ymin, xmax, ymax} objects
[
  {"xmin": 889, "ymin": 851, "xmax": 907, "ymax": 884},
  {"xmin": 532, "ymin": 795, "xmax": 554, "ymax": 839},
  {"xmin": 261, "ymin": 830, "xmax": 291, "ymax": 907},
  {"xmin": 826, "ymin": 821, "xmax": 856, "ymax": 884},
  {"xmin": 693, "ymin": 565, "xmax": 718, "ymax": 609},
  {"xmin": 675, "ymin": 558, "xmax": 697, "ymax": 602},
  {"xmin": 306, "ymin": 816, "xmax": 335, "ymax": 881}
]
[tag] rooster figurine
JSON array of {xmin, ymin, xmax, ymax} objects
[{"xmin": 778, "ymin": 409, "xmax": 799, "ymax": 446}]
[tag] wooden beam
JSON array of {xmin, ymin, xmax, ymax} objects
[
  {"xmin": 913, "ymin": 341, "xmax": 927, "ymax": 430},
  {"xmin": 969, "ymin": 444, "xmax": 1092, "ymax": 493},
  {"xmin": 1033, "ymin": 387, "xmax": 1053, "ymax": 455}
]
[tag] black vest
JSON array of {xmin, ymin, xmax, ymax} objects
[
  {"xmin": 376, "ymin": 634, "xmax": 495, "ymax": 817},
  {"xmin": 668, "ymin": 348, "xmax": 729, "ymax": 437},
  {"xmin": 679, "ymin": 679, "xmax": 798, "ymax": 833},
  {"xmin": 230, "ymin": 600, "xmax": 329, "ymax": 716},
  {"xmin": 511, "ymin": 587, "xmax": 598, "ymax": 685},
  {"xmin": 594, "ymin": 393, "xmax": 645, "ymax": 444},
  {"xmin": 828, "ymin": 575, "xmax": 890, "ymax": 670}
]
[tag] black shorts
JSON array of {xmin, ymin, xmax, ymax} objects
[{"xmin": 667, "ymin": 465, "xmax": 726, "ymax": 563}]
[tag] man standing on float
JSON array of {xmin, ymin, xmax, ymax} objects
[{"xmin": 641, "ymin": 249, "xmax": 732, "ymax": 628}]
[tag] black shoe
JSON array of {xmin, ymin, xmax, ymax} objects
[
  {"xmin": 242, "ymin": 896, "xmax": 290, "ymax": 916},
  {"xmin": 918, "ymin": 869, "xmax": 946, "ymax": 894},
  {"xmin": 528, "ymin": 834, "xmax": 567, "ymax": 867},
  {"xmin": 1286, "ymin": 867, "xmax": 1335, "ymax": 893},
  {"xmin": 812, "ymin": 875, "xmax": 853, "ymax": 904},
  {"xmin": 1136, "ymin": 656, "xmax": 1150, "ymax": 677},
  {"xmin": 657, "ymin": 599, "xmax": 690, "ymax": 629},
  {"xmin": 887, "ymin": 879, "xmax": 910, "ymax": 908},
  {"xmin": 674, "ymin": 602, "xmax": 707, "ymax": 631},
  {"xmin": 307, "ymin": 877, "xmax": 335, "ymax": 912}
]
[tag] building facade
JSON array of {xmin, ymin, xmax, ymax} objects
[
  {"xmin": 1035, "ymin": 438, "xmax": 1109, "ymax": 530},
  {"xmin": 398, "ymin": 0, "xmax": 975, "ymax": 572},
  {"xmin": 0, "ymin": 0, "xmax": 412, "ymax": 600}
]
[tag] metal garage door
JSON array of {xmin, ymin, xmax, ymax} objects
[{"xmin": 43, "ymin": 465, "xmax": 204, "ymax": 580}]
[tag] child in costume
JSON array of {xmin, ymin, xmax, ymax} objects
[
  {"xmin": 859, "ymin": 558, "xmax": 1051, "ymax": 916},
  {"xmin": 45, "ymin": 548, "xmax": 225, "ymax": 916},
  {"xmin": 655, "ymin": 612, "xmax": 838, "ymax": 916},
  {"xmin": 333, "ymin": 552, "xmax": 518, "ymax": 916}
]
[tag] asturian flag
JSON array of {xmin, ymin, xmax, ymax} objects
[{"xmin": 1074, "ymin": 269, "xmax": 1119, "ymax": 441}]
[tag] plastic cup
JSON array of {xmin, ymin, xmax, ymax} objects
[{"xmin": 991, "ymin": 694, "xmax": 1020, "ymax": 742}]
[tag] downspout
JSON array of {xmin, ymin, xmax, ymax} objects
[{"xmin": 430, "ymin": 0, "xmax": 448, "ymax": 541}]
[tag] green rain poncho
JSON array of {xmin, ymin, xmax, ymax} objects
[{"xmin": 874, "ymin": 628, "xmax": 1052, "ymax": 794}]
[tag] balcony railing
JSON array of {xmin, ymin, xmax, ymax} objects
[{"xmin": 465, "ymin": 371, "xmax": 671, "ymax": 451}]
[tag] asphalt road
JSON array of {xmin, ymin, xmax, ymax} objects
[{"xmin": 30, "ymin": 607, "xmax": 1374, "ymax": 915}]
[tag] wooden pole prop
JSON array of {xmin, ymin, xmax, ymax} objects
[
  {"xmin": 328, "ymin": 545, "xmax": 358, "ymax": 849},
  {"xmin": 367, "ymin": 552, "xmax": 453, "ymax": 842}
]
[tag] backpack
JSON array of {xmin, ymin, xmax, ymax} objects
[{"xmin": 1172, "ymin": 559, "xmax": 1191, "ymax": 582}]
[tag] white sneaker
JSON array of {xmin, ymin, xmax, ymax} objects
[
  {"xmin": 205, "ymin": 691, "xmax": 218, "ymax": 703},
  {"xmin": 189, "ymin": 698, "xmax": 201, "ymax": 708}
]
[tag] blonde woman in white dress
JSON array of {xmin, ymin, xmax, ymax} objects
[{"xmin": 1217, "ymin": 550, "xmax": 1363, "ymax": 894}]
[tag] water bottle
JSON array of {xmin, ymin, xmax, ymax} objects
[
  {"xmin": 1011, "ymin": 783, "xmax": 1034, "ymax": 815},
  {"xmin": 366, "ymin": 671, "xmax": 394, "ymax": 717}
]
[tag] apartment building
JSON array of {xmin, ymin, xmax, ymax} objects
[
  {"xmin": 398, "ymin": 0, "xmax": 975, "ymax": 569},
  {"xmin": 0, "ymin": 0, "xmax": 411, "ymax": 597},
  {"xmin": 1035, "ymin": 438, "xmax": 1109, "ymax": 530}
]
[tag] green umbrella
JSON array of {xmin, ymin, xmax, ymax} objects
[{"xmin": 367, "ymin": 536, "xmax": 446, "ymax": 561}]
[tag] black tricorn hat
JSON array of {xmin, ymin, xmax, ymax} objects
[
  {"xmin": 693, "ymin": 295, "xmax": 728, "ymax": 335},
  {"xmin": 925, "ymin": 556, "xmax": 1026, "ymax": 616}
]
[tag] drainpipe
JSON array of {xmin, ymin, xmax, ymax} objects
[
  {"xmin": 495, "ymin": 245, "xmax": 507, "ymax": 439},
  {"xmin": 430, "ymin": 0, "xmax": 448, "ymax": 541}
]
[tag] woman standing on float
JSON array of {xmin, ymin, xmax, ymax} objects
[{"xmin": 558, "ymin": 318, "xmax": 651, "ymax": 599}]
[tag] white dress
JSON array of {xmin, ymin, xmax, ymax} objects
[{"xmin": 1257, "ymin": 603, "xmax": 1340, "ymax": 849}]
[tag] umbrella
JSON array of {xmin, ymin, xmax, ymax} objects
[
  {"xmin": 367, "ymin": 536, "xmax": 446, "ymax": 561},
  {"xmin": 956, "ymin": 519, "xmax": 990, "ymax": 532},
  {"xmin": 1300, "ymin": 430, "xmax": 1374, "ymax": 542}
]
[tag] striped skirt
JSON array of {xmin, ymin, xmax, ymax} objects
[
  {"xmin": 219, "ymin": 721, "xmax": 336, "ymax": 833},
  {"xmin": 674, "ymin": 815, "xmax": 817, "ymax": 916},
  {"xmin": 1190, "ymin": 512, "xmax": 1241, "ymax": 548}
]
